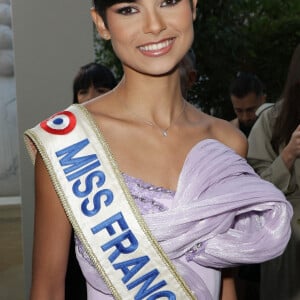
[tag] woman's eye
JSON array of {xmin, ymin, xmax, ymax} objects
[
  {"xmin": 161, "ymin": 0, "xmax": 181, "ymax": 7},
  {"xmin": 78, "ymin": 89, "xmax": 88, "ymax": 95},
  {"xmin": 116, "ymin": 6, "xmax": 138, "ymax": 15},
  {"xmin": 96, "ymin": 87, "xmax": 109, "ymax": 94}
]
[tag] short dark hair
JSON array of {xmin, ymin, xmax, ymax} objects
[
  {"xmin": 93, "ymin": 0, "xmax": 194, "ymax": 22},
  {"xmin": 93, "ymin": 0, "xmax": 135, "ymax": 21},
  {"xmin": 229, "ymin": 72, "xmax": 265, "ymax": 98},
  {"xmin": 73, "ymin": 62, "xmax": 117, "ymax": 103}
]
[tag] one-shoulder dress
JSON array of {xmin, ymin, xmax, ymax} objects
[{"xmin": 74, "ymin": 139, "xmax": 293, "ymax": 300}]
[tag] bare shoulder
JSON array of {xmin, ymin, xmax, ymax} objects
[
  {"xmin": 185, "ymin": 106, "xmax": 247, "ymax": 157},
  {"xmin": 209, "ymin": 116, "xmax": 248, "ymax": 158}
]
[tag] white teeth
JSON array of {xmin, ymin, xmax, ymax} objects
[{"xmin": 140, "ymin": 39, "xmax": 172, "ymax": 52}]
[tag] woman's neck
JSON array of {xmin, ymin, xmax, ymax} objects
[
  {"xmin": 86, "ymin": 67, "xmax": 191, "ymax": 143},
  {"xmin": 116, "ymin": 68, "xmax": 184, "ymax": 118}
]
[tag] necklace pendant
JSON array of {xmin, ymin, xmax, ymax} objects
[{"xmin": 162, "ymin": 131, "xmax": 168, "ymax": 137}]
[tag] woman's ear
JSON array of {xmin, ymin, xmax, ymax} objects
[{"xmin": 90, "ymin": 8, "xmax": 111, "ymax": 40}]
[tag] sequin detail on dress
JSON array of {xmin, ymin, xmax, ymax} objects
[{"xmin": 122, "ymin": 173, "xmax": 174, "ymax": 214}]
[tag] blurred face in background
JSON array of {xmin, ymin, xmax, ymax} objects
[
  {"xmin": 77, "ymin": 85, "xmax": 111, "ymax": 103},
  {"xmin": 231, "ymin": 92, "xmax": 265, "ymax": 128}
]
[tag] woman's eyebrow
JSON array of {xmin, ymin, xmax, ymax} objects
[{"xmin": 116, "ymin": 0, "xmax": 137, "ymax": 3}]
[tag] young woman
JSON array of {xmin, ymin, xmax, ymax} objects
[
  {"xmin": 248, "ymin": 43, "xmax": 300, "ymax": 300},
  {"xmin": 25, "ymin": 1, "xmax": 292, "ymax": 299},
  {"xmin": 73, "ymin": 62, "xmax": 117, "ymax": 104}
]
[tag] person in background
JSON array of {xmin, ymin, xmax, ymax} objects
[
  {"xmin": 248, "ymin": 43, "xmax": 300, "ymax": 300},
  {"xmin": 25, "ymin": 1, "xmax": 292, "ymax": 299},
  {"xmin": 229, "ymin": 72, "xmax": 267, "ymax": 137},
  {"xmin": 65, "ymin": 62, "xmax": 117, "ymax": 300},
  {"xmin": 73, "ymin": 62, "xmax": 117, "ymax": 104}
]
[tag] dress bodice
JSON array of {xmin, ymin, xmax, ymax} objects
[{"xmin": 75, "ymin": 172, "xmax": 221, "ymax": 300}]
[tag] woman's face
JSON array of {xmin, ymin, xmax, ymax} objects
[
  {"xmin": 92, "ymin": 0, "xmax": 197, "ymax": 76},
  {"xmin": 77, "ymin": 85, "xmax": 110, "ymax": 103}
]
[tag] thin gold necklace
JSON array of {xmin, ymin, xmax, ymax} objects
[{"xmin": 126, "ymin": 100, "xmax": 186, "ymax": 137}]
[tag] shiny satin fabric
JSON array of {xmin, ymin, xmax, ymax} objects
[
  {"xmin": 76, "ymin": 139, "xmax": 292, "ymax": 299},
  {"xmin": 144, "ymin": 140, "xmax": 292, "ymax": 264}
]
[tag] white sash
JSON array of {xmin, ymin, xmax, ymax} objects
[{"xmin": 24, "ymin": 104, "xmax": 196, "ymax": 300}]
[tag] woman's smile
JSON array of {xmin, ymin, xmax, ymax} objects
[{"xmin": 138, "ymin": 38, "xmax": 175, "ymax": 57}]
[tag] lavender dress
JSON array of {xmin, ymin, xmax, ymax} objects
[{"xmin": 74, "ymin": 139, "xmax": 292, "ymax": 300}]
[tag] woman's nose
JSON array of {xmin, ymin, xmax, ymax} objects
[{"xmin": 143, "ymin": 9, "xmax": 166, "ymax": 35}]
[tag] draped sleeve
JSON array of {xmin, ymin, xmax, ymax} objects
[{"xmin": 143, "ymin": 139, "xmax": 293, "ymax": 268}]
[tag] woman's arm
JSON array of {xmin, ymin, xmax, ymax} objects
[
  {"xmin": 212, "ymin": 120, "xmax": 242, "ymax": 300},
  {"xmin": 220, "ymin": 269, "xmax": 238, "ymax": 300},
  {"xmin": 247, "ymin": 108, "xmax": 299, "ymax": 195},
  {"xmin": 30, "ymin": 153, "xmax": 72, "ymax": 300}
]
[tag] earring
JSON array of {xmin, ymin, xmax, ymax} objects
[{"xmin": 103, "ymin": 33, "xmax": 110, "ymax": 40}]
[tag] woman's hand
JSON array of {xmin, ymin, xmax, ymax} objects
[{"xmin": 281, "ymin": 124, "xmax": 300, "ymax": 170}]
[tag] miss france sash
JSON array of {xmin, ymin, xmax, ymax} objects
[{"xmin": 24, "ymin": 104, "xmax": 195, "ymax": 300}]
